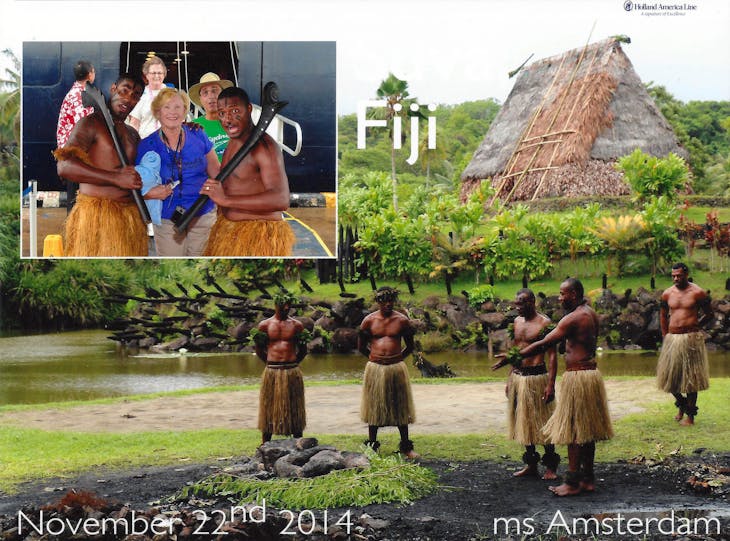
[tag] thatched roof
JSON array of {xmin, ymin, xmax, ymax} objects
[{"xmin": 461, "ymin": 37, "xmax": 686, "ymax": 201}]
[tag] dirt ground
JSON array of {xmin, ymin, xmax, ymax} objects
[
  {"xmin": 1, "ymin": 380, "xmax": 666, "ymax": 434},
  {"xmin": 0, "ymin": 453, "xmax": 728, "ymax": 540}
]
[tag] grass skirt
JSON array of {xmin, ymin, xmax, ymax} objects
[
  {"xmin": 507, "ymin": 371, "xmax": 556, "ymax": 446},
  {"xmin": 542, "ymin": 370, "xmax": 613, "ymax": 445},
  {"xmin": 360, "ymin": 361, "xmax": 416, "ymax": 426},
  {"xmin": 257, "ymin": 366, "xmax": 306, "ymax": 436},
  {"xmin": 656, "ymin": 332, "xmax": 710, "ymax": 394},
  {"xmin": 64, "ymin": 193, "xmax": 147, "ymax": 257},
  {"xmin": 203, "ymin": 214, "xmax": 295, "ymax": 257}
]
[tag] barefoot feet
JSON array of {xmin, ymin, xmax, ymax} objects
[
  {"xmin": 679, "ymin": 416, "xmax": 695, "ymax": 426},
  {"xmin": 549, "ymin": 482, "xmax": 582, "ymax": 496},
  {"xmin": 542, "ymin": 469, "xmax": 559, "ymax": 480},
  {"xmin": 513, "ymin": 465, "xmax": 538, "ymax": 477}
]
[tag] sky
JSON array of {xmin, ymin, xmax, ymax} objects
[{"xmin": 1, "ymin": 0, "xmax": 728, "ymax": 114}]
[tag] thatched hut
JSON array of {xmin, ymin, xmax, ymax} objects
[{"xmin": 461, "ymin": 37, "xmax": 686, "ymax": 202}]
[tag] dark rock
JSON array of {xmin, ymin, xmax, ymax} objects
[
  {"xmin": 478, "ymin": 312, "xmax": 506, "ymax": 330},
  {"xmin": 307, "ymin": 336, "xmax": 328, "ymax": 354},
  {"xmin": 288, "ymin": 445, "xmax": 337, "ymax": 466},
  {"xmin": 331, "ymin": 299, "xmax": 367, "ymax": 327},
  {"xmin": 422, "ymin": 295, "xmax": 441, "ymax": 309},
  {"xmin": 150, "ymin": 336, "xmax": 189, "ymax": 352},
  {"xmin": 273, "ymin": 457, "xmax": 302, "ymax": 479},
  {"xmin": 295, "ymin": 437, "xmax": 318, "ymax": 450},
  {"xmin": 617, "ymin": 311, "xmax": 646, "ymax": 342},
  {"xmin": 190, "ymin": 337, "xmax": 221, "ymax": 350},
  {"xmin": 646, "ymin": 311, "xmax": 660, "ymax": 333},
  {"xmin": 331, "ymin": 328, "xmax": 358, "ymax": 353},
  {"xmin": 342, "ymin": 452, "xmax": 370, "ymax": 470},
  {"xmin": 538, "ymin": 295, "xmax": 561, "ymax": 313},
  {"xmin": 411, "ymin": 319, "xmax": 428, "ymax": 334},
  {"xmin": 594, "ymin": 289, "xmax": 619, "ymax": 313},
  {"xmin": 294, "ymin": 316, "xmax": 315, "ymax": 332},
  {"xmin": 256, "ymin": 439, "xmax": 303, "ymax": 470},
  {"xmin": 138, "ymin": 337, "xmax": 157, "ymax": 348},
  {"xmin": 314, "ymin": 315, "xmax": 337, "ymax": 331},
  {"xmin": 447, "ymin": 295, "xmax": 469, "ymax": 311},
  {"xmin": 444, "ymin": 306, "xmax": 478, "ymax": 331},
  {"xmin": 301, "ymin": 450, "xmax": 346, "ymax": 477},
  {"xmin": 228, "ymin": 321, "xmax": 253, "ymax": 340},
  {"xmin": 489, "ymin": 329, "xmax": 510, "ymax": 352}
]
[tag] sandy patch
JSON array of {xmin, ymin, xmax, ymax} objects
[{"xmin": 0, "ymin": 379, "xmax": 666, "ymax": 434}]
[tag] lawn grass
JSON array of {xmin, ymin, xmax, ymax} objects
[
  {"xmin": 0, "ymin": 378, "xmax": 727, "ymax": 494},
  {"xmin": 300, "ymin": 265, "xmax": 730, "ymax": 307}
]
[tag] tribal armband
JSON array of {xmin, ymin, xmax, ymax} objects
[{"xmin": 53, "ymin": 145, "xmax": 93, "ymax": 166}]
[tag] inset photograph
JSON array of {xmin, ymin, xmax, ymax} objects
[{"xmin": 21, "ymin": 41, "xmax": 336, "ymax": 258}]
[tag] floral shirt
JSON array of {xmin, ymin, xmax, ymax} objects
[{"xmin": 56, "ymin": 81, "xmax": 94, "ymax": 148}]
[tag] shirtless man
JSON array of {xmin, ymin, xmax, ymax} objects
[
  {"xmin": 492, "ymin": 289, "xmax": 559, "ymax": 479},
  {"xmin": 358, "ymin": 287, "xmax": 418, "ymax": 459},
  {"xmin": 55, "ymin": 74, "xmax": 147, "ymax": 257},
  {"xmin": 201, "ymin": 87, "xmax": 294, "ymax": 256},
  {"xmin": 518, "ymin": 279, "xmax": 613, "ymax": 496},
  {"xmin": 254, "ymin": 290, "xmax": 307, "ymax": 444},
  {"xmin": 656, "ymin": 263, "xmax": 712, "ymax": 426}
]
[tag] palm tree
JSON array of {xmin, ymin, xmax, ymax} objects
[
  {"xmin": 375, "ymin": 72, "xmax": 411, "ymax": 211},
  {"xmin": 419, "ymin": 129, "xmax": 447, "ymax": 189},
  {"xmin": 0, "ymin": 49, "xmax": 20, "ymax": 168}
]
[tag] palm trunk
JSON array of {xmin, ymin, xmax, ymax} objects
[{"xmin": 390, "ymin": 146, "xmax": 398, "ymax": 212}]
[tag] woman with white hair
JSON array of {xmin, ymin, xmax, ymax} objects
[
  {"xmin": 128, "ymin": 56, "xmax": 168, "ymax": 138},
  {"xmin": 136, "ymin": 87, "xmax": 220, "ymax": 256}
]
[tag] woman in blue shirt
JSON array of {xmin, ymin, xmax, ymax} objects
[{"xmin": 137, "ymin": 87, "xmax": 220, "ymax": 256}]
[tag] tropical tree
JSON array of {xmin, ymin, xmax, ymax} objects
[
  {"xmin": 616, "ymin": 149, "xmax": 689, "ymax": 203},
  {"xmin": 640, "ymin": 196, "xmax": 684, "ymax": 279},
  {"xmin": 354, "ymin": 210, "xmax": 433, "ymax": 294},
  {"xmin": 0, "ymin": 48, "xmax": 20, "ymax": 172},
  {"xmin": 374, "ymin": 72, "xmax": 412, "ymax": 211},
  {"xmin": 591, "ymin": 215, "xmax": 647, "ymax": 277}
]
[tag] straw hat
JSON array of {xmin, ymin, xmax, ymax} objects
[{"xmin": 188, "ymin": 73, "xmax": 233, "ymax": 109}]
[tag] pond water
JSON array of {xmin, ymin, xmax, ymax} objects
[{"xmin": 1, "ymin": 330, "xmax": 729, "ymax": 405}]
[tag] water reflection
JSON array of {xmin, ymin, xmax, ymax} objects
[{"xmin": 0, "ymin": 330, "xmax": 728, "ymax": 405}]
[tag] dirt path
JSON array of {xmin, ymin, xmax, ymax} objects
[{"xmin": 1, "ymin": 379, "xmax": 666, "ymax": 434}]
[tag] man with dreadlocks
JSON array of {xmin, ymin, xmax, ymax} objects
[
  {"xmin": 656, "ymin": 263, "xmax": 712, "ymax": 426},
  {"xmin": 358, "ymin": 287, "xmax": 418, "ymax": 459},
  {"xmin": 253, "ymin": 290, "xmax": 308, "ymax": 444},
  {"xmin": 517, "ymin": 278, "xmax": 613, "ymax": 496},
  {"xmin": 492, "ymin": 288, "xmax": 560, "ymax": 479}
]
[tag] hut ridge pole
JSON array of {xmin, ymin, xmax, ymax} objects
[
  {"xmin": 530, "ymin": 44, "xmax": 603, "ymax": 200},
  {"xmin": 504, "ymin": 38, "xmax": 594, "ymax": 203},
  {"xmin": 489, "ymin": 53, "xmax": 569, "ymax": 206}
]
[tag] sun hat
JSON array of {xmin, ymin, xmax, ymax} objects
[{"xmin": 188, "ymin": 73, "xmax": 234, "ymax": 109}]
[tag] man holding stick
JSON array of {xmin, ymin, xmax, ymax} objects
[
  {"xmin": 515, "ymin": 278, "xmax": 613, "ymax": 496},
  {"xmin": 201, "ymin": 87, "xmax": 294, "ymax": 256},
  {"xmin": 54, "ymin": 74, "xmax": 147, "ymax": 257},
  {"xmin": 492, "ymin": 288, "xmax": 560, "ymax": 479},
  {"xmin": 656, "ymin": 262, "xmax": 712, "ymax": 425}
]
